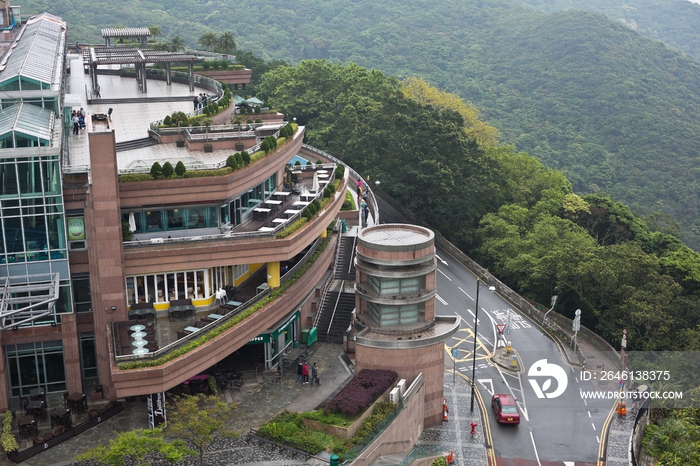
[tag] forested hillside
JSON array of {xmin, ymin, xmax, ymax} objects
[
  {"xmin": 21, "ymin": 0, "xmax": 700, "ymax": 251},
  {"xmin": 512, "ymin": 0, "xmax": 700, "ymax": 62},
  {"xmin": 258, "ymin": 60, "xmax": 700, "ymax": 357}
]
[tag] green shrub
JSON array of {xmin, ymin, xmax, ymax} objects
[
  {"xmin": 254, "ymin": 106, "xmax": 261, "ymax": 114},
  {"xmin": 311, "ymin": 199, "xmax": 321, "ymax": 212},
  {"xmin": 247, "ymin": 119, "xmax": 253, "ymax": 124},
  {"xmin": 335, "ymin": 165, "xmax": 345, "ymax": 179},
  {"xmin": 431, "ymin": 457, "xmax": 448, "ymax": 466},
  {"xmin": 1, "ymin": 410, "xmax": 18, "ymax": 453},
  {"xmin": 150, "ymin": 162, "xmax": 162, "ymax": 179},
  {"xmin": 234, "ymin": 152, "xmax": 244, "ymax": 167},
  {"xmin": 163, "ymin": 115, "xmax": 172, "ymax": 126},
  {"xmin": 162, "ymin": 161, "xmax": 174, "ymax": 178},
  {"xmin": 202, "ymin": 61, "xmax": 211, "ymax": 70},
  {"xmin": 324, "ymin": 187, "xmax": 332, "ymax": 198},
  {"xmin": 122, "ymin": 222, "xmax": 133, "ymax": 241},
  {"xmin": 119, "ymin": 173, "xmax": 155, "ymax": 182},
  {"xmin": 226, "ymin": 155, "xmax": 239, "ymax": 170},
  {"xmin": 182, "ymin": 167, "xmax": 233, "ymax": 178},
  {"xmin": 260, "ymin": 139, "xmax": 270, "ymax": 153},
  {"xmin": 255, "ymin": 118, "xmax": 263, "ymax": 123},
  {"xmin": 175, "ymin": 161, "xmax": 186, "ymax": 177},
  {"xmin": 294, "ymin": 161, "xmax": 301, "ymax": 166},
  {"xmin": 240, "ymin": 150, "xmax": 250, "ymax": 165}
]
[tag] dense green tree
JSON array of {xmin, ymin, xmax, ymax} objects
[
  {"xmin": 217, "ymin": 32, "xmax": 237, "ymax": 54},
  {"xmin": 198, "ymin": 31, "xmax": 218, "ymax": 51}
]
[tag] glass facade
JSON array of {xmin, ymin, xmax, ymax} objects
[
  {"xmin": 6, "ymin": 340, "xmax": 66, "ymax": 396},
  {"xmin": 79, "ymin": 332, "xmax": 98, "ymax": 390},
  {"xmin": 0, "ymin": 156, "xmax": 66, "ymax": 266},
  {"xmin": 366, "ymin": 275, "xmax": 423, "ymax": 326}
]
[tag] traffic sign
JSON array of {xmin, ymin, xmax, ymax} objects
[
  {"xmin": 572, "ymin": 309, "xmax": 581, "ymax": 332},
  {"xmin": 496, "ymin": 323, "xmax": 507, "ymax": 334},
  {"xmin": 452, "ymin": 348, "xmax": 459, "ymax": 359}
]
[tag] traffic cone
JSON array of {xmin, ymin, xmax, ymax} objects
[
  {"xmin": 443, "ymin": 398, "xmax": 449, "ymax": 422},
  {"xmin": 447, "ymin": 451, "xmax": 454, "ymax": 464}
]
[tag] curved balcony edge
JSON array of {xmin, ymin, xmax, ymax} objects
[{"xmin": 355, "ymin": 316, "xmax": 460, "ymax": 349}]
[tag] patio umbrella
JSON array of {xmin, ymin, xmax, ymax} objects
[
  {"xmin": 246, "ymin": 97, "xmax": 263, "ymax": 106},
  {"xmin": 128, "ymin": 212, "xmax": 136, "ymax": 232},
  {"xmin": 312, "ymin": 172, "xmax": 320, "ymax": 193}
]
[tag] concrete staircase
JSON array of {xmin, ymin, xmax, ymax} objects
[
  {"xmin": 316, "ymin": 291, "xmax": 355, "ymax": 344},
  {"xmin": 116, "ymin": 137, "xmax": 159, "ymax": 152},
  {"xmin": 335, "ymin": 236, "xmax": 356, "ymax": 280}
]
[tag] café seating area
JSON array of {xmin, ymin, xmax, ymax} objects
[
  {"xmin": 114, "ymin": 319, "xmax": 159, "ymax": 356},
  {"xmin": 15, "ymin": 389, "xmax": 85, "ymax": 442}
]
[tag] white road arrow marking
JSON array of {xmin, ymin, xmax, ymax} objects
[
  {"xmin": 477, "ymin": 379, "xmax": 494, "ymax": 396},
  {"xmin": 436, "ymin": 254, "xmax": 448, "ymax": 265}
]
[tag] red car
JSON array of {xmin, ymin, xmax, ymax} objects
[{"xmin": 491, "ymin": 394, "xmax": 520, "ymax": 424}]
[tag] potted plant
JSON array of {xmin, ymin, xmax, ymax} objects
[
  {"xmin": 1, "ymin": 411, "xmax": 18, "ymax": 458},
  {"xmin": 203, "ymin": 118, "xmax": 213, "ymax": 152}
]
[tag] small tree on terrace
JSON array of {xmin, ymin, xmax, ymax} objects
[
  {"xmin": 164, "ymin": 394, "xmax": 237, "ymax": 466},
  {"xmin": 77, "ymin": 428, "xmax": 193, "ymax": 466}
]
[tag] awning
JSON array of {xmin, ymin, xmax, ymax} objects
[{"xmin": 246, "ymin": 310, "xmax": 299, "ymax": 345}]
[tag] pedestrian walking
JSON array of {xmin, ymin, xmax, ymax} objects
[
  {"xmin": 193, "ymin": 96, "xmax": 199, "ymax": 113},
  {"xmin": 302, "ymin": 362, "xmax": 309, "ymax": 384},
  {"xmin": 310, "ymin": 362, "xmax": 318, "ymax": 387},
  {"xmin": 295, "ymin": 360, "xmax": 303, "ymax": 383},
  {"xmin": 95, "ymin": 84, "xmax": 101, "ymax": 98},
  {"xmin": 363, "ymin": 203, "xmax": 370, "ymax": 225}
]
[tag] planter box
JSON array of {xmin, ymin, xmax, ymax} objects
[
  {"xmin": 204, "ymin": 143, "xmax": 213, "ymax": 153},
  {"xmin": 235, "ymin": 142, "xmax": 245, "ymax": 151},
  {"xmin": 301, "ymin": 384, "xmax": 394, "ymax": 439},
  {"xmin": 176, "ymin": 139, "xmax": 185, "ymax": 147}
]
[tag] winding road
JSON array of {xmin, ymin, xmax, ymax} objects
[{"xmin": 375, "ymin": 195, "xmax": 614, "ymax": 466}]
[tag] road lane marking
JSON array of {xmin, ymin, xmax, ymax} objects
[
  {"xmin": 458, "ymin": 286, "xmax": 474, "ymax": 302},
  {"xmin": 436, "ymin": 254, "xmax": 448, "ymax": 266},
  {"xmin": 596, "ymin": 435, "xmax": 600, "ymax": 444},
  {"xmin": 436, "ymin": 294, "xmax": 448, "ymax": 305},
  {"xmin": 478, "ymin": 379, "xmax": 494, "ymax": 396},
  {"xmin": 588, "ymin": 411, "xmax": 592, "ymax": 418},
  {"xmin": 437, "ymin": 268, "xmax": 451, "ymax": 280},
  {"xmin": 529, "ymin": 431, "xmax": 542, "ymax": 466},
  {"xmin": 592, "ymin": 422, "xmax": 596, "ymax": 431}
]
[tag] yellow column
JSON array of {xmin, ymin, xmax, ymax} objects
[
  {"xmin": 320, "ymin": 227, "xmax": 327, "ymax": 239},
  {"xmin": 267, "ymin": 261, "xmax": 280, "ymax": 289}
]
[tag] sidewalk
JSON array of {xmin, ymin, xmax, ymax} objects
[{"xmin": 4, "ymin": 343, "xmax": 348, "ymax": 466}]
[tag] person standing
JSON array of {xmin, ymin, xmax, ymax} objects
[
  {"xmin": 302, "ymin": 362, "xmax": 309, "ymax": 384},
  {"xmin": 95, "ymin": 84, "xmax": 101, "ymax": 98},
  {"xmin": 71, "ymin": 112, "xmax": 80, "ymax": 135},
  {"xmin": 295, "ymin": 360, "xmax": 303, "ymax": 383},
  {"xmin": 310, "ymin": 362, "xmax": 318, "ymax": 387}
]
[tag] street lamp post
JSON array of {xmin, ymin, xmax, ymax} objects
[
  {"xmin": 470, "ymin": 277, "xmax": 482, "ymax": 413},
  {"xmin": 470, "ymin": 278, "xmax": 495, "ymax": 413}
]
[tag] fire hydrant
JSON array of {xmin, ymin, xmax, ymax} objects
[{"xmin": 470, "ymin": 421, "xmax": 478, "ymax": 436}]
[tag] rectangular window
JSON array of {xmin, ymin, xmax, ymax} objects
[
  {"xmin": 72, "ymin": 274, "xmax": 92, "ymax": 313},
  {"xmin": 6, "ymin": 341, "xmax": 67, "ymax": 396}
]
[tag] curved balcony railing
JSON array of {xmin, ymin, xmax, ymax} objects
[{"xmin": 114, "ymin": 237, "xmax": 323, "ymax": 364}]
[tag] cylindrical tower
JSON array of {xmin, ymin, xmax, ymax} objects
[{"xmin": 353, "ymin": 224, "xmax": 459, "ymax": 428}]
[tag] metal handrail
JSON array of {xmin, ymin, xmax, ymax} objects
[
  {"xmin": 302, "ymin": 144, "xmax": 379, "ymax": 224},
  {"xmin": 314, "ymin": 217, "xmax": 342, "ymax": 330},
  {"xmin": 114, "ymin": 238, "xmax": 322, "ymax": 363}
]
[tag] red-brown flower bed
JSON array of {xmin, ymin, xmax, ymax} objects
[{"xmin": 325, "ymin": 369, "xmax": 398, "ymax": 416}]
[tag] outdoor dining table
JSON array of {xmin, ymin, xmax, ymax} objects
[
  {"xmin": 317, "ymin": 173, "xmax": 329, "ymax": 179},
  {"xmin": 26, "ymin": 399, "xmax": 44, "ymax": 419},
  {"xmin": 129, "ymin": 324, "xmax": 145, "ymax": 332},
  {"xmin": 263, "ymin": 199, "xmax": 282, "ymax": 206},
  {"xmin": 273, "ymin": 191, "xmax": 291, "ymax": 200},
  {"xmin": 300, "ymin": 194, "xmax": 315, "ymax": 201},
  {"xmin": 293, "ymin": 201, "xmax": 310, "ymax": 207},
  {"xmin": 284, "ymin": 209, "xmax": 302, "ymax": 217},
  {"xmin": 131, "ymin": 331, "xmax": 146, "ymax": 339},
  {"xmin": 226, "ymin": 300, "xmax": 242, "ymax": 308},
  {"xmin": 183, "ymin": 326, "xmax": 199, "ymax": 334},
  {"xmin": 272, "ymin": 218, "xmax": 287, "ymax": 224},
  {"xmin": 207, "ymin": 313, "xmax": 224, "ymax": 320},
  {"xmin": 30, "ymin": 387, "xmax": 45, "ymax": 401},
  {"xmin": 66, "ymin": 392, "xmax": 86, "ymax": 413},
  {"xmin": 132, "ymin": 348, "xmax": 149, "ymax": 355},
  {"xmin": 316, "ymin": 170, "xmax": 329, "ymax": 174},
  {"xmin": 132, "ymin": 339, "xmax": 148, "ymax": 347},
  {"xmin": 50, "ymin": 408, "xmax": 71, "ymax": 427},
  {"xmin": 258, "ymin": 226, "xmax": 275, "ymax": 232}
]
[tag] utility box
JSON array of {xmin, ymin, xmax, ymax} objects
[
  {"xmin": 307, "ymin": 327, "xmax": 318, "ymax": 347},
  {"xmin": 301, "ymin": 328, "xmax": 309, "ymax": 344},
  {"xmin": 397, "ymin": 379, "xmax": 407, "ymax": 397},
  {"xmin": 390, "ymin": 387, "xmax": 400, "ymax": 404}
]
